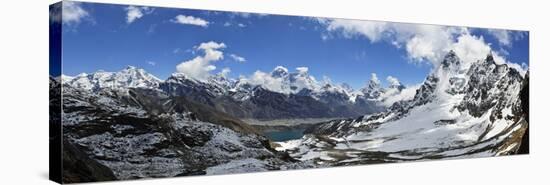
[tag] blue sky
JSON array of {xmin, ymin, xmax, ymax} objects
[{"xmin": 57, "ymin": 2, "xmax": 529, "ymax": 89}]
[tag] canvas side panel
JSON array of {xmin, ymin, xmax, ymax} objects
[{"xmin": 49, "ymin": 2, "xmax": 62, "ymax": 184}]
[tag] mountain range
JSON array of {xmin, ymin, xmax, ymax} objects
[
  {"xmin": 274, "ymin": 51, "xmax": 529, "ymax": 165},
  {"xmin": 52, "ymin": 50, "xmax": 529, "ymax": 182},
  {"xmin": 62, "ymin": 64, "xmax": 410, "ymax": 120}
]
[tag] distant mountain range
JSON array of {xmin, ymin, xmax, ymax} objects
[{"xmin": 62, "ymin": 64, "xmax": 413, "ymax": 120}]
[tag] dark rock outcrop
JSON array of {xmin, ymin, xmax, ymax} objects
[
  {"xmin": 517, "ymin": 71, "xmax": 529, "ymax": 154},
  {"xmin": 62, "ymin": 141, "xmax": 117, "ymax": 183}
]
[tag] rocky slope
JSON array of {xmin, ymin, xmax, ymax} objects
[
  {"xmin": 58, "ymin": 72, "xmax": 309, "ymax": 182},
  {"xmin": 54, "ymin": 50, "xmax": 528, "ymax": 181},
  {"xmin": 275, "ymin": 51, "xmax": 529, "ymax": 165}
]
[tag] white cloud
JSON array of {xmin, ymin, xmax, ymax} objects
[
  {"xmin": 325, "ymin": 19, "xmax": 389, "ymax": 42},
  {"xmin": 222, "ymin": 22, "xmax": 247, "ymax": 28},
  {"xmin": 238, "ymin": 66, "xmax": 319, "ymax": 94},
  {"xmin": 244, "ymin": 70, "xmax": 286, "ymax": 93},
  {"xmin": 322, "ymin": 75, "xmax": 333, "ymax": 85},
  {"xmin": 230, "ymin": 12, "xmax": 268, "ymax": 19},
  {"xmin": 319, "ymin": 19, "xmax": 467, "ymax": 66},
  {"xmin": 449, "ymin": 34, "xmax": 527, "ymax": 75},
  {"xmin": 487, "ymin": 29, "xmax": 512, "ymax": 47},
  {"xmin": 172, "ymin": 15, "xmax": 209, "ymax": 27},
  {"xmin": 319, "ymin": 19, "xmax": 467, "ymax": 65},
  {"xmin": 379, "ymin": 84, "xmax": 421, "ymax": 106},
  {"xmin": 402, "ymin": 25, "xmax": 465, "ymax": 65},
  {"xmin": 197, "ymin": 41, "xmax": 226, "ymax": 52},
  {"xmin": 380, "ymin": 76, "xmax": 421, "ymax": 106},
  {"xmin": 487, "ymin": 29, "xmax": 527, "ymax": 48},
  {"xmin": 219, "ymin": 68, "xmax": 231, "ymax": 77},
  {"xmin": 386, "ymin": 76, "xmax": 400, "ymax": 86},
  {"xmin": 316, "ymin": 21, "xmax": 531, "ymax": 101},
  {"xmin": 176, "ymin": 41, "xmax": 226, "ymax": 81},
  {"xmin": 296, "ymin": 67, "xmax": 309, "ymax": 73},
  {"xmin": 62, "ymin": 1, "xmax": 89, "ymax": 25},
  {"xmin": 319, "ymin": 18, "xmax": 525, "ymax": 75},
  {"xmin": 147, "ymin": 61, "xmax": 156, "ymax": 66},
  {"xmin": 125, "ymin": 6, "xmax": 153, "ymax": 24},
  {"xmin": 449, "ymin": 34, "xmax": 492, "ymax": 68},
  {"xmin": 370, "ymin": 73, "xmax": 380, "ymax": 84},
  {"xmin": 229, "ymin": 54, "xmax": 246, "ymax": 63}
]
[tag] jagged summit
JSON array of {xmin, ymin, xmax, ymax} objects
[
  {"xmin": 63, "ymin": 66, "xmax": 162, "ymax": 91},
  {"xmin": 361, "ymin": 73, "xmax": 384, "ymax": 99},
  {"xmin": 277, "ymin": 50, "xmax": 528, "ymax": 164},
  {"xmin": 271, "ymin": 66, "xmax": 289, "ymax": 78},
  {"xmin": 441, "ymin": 50, "xmax": 460, "ymax": 69}
]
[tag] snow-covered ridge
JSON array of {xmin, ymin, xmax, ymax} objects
[
  {"xmin": 63, "ymin": 66, "xmax": 162, "ymax": 91},
  {"xmin": 275, "ymin": 50, "xmax": 528, "ymax": 164},
  {"xmin": 63, "ymin": 64, "xmax": 412, "ymax": 107}
]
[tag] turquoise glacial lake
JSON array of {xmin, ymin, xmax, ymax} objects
[{"xmin": 264, "ymin": 128, "xmax": 306, "ymax": 141}]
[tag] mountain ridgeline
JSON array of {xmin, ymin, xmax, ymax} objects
[
  {"xmin": 279, "ymin": 51, "xmax": 529, "ymax": 165},
  {"xmin": 63, "ymin": 65, "xmax": 390, "ymax": 121},
  {"xmin": 52, "ymin": 50, "xmax": 529, "ymax": 182},
  {"xmin": 158, "ymin": 71, "xmax": 385, "ymax": 120}
]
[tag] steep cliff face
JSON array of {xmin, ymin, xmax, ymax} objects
[{"xmin": 517, "ymin": 71, "xmax": 529, "ymax": 154}]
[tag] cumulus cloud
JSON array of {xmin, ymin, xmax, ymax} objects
[
  {"xmin": 370, "ymin": 73, "xmax": 380, "ymax": 84},
  {"xmin": 238, "ymin": 66, "xmax": 319, "ymax": 94},
  {"xmin": 172, "ymin": 15, "xmax": 209, "ymax": 27},
  {"xmin": 487, "ymin": 29, "xmax": 512, "ymax": 47},
  {"xmin": 449, "ymin": 34, "xmax": 493, "ymax": 67},
  {"xmin": 487, "ymin": 29, "xmax": 527, "ymax": 48},
  {"xmin": 379, "ymin": 84, "xmax": 421, "ymax": 106},
  {"xmin": 61, "ymin": 1, "xmax": 89, "ymax": 25},
  {"xmin": 243, "ymin": 70, "xmax": 286, "ymax": 92},
  {"xmin": 125, "ymin": 6, "xmax": 153, "ymax": 24},
  {"xmin": 296, "ymin": 67, "xmax": 309, "ymax": 73},
  {"xmin": 176, "ymin": 41, "xmax": 226, "ymax": 81},
  {"xmin": 318, "ymin": 18, "xmax": 526, "ymax": 75},
  {"xmin": 386, "ymin": 76, "xmax": 400, "ymax": 86},
  {"xmin": 219, "ymin": 68, "xmax": 231, "ymax": 77},
  {"xmin": 146, "ymin": 61, "xmax": 156, "ymax": 66},
  {"xmin": 229, "ymin": 54, "xmax": 246, "ymax": 63},
  {"xmin": 325, "ymin": 19, "xmax": 389, "ymax": 42},
  {"xmin": 450, "ymin": 34, "xmax": 527, "ymax": 75},
  {"xmin": 319, "ymin": 19, "xmax": 469, "ymax": 66}
]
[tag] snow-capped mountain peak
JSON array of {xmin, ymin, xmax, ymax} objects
[
  {"xmin": 361, "ymin": 73, "xmax": 385, "ymax": 99},
  {"xmin": 387, "ymin": 77, "xmax": 405, "ymax": 91},
  {"xmin": 277, "ymin": 50, "xmax": 527, "ymax": 163},
  {"xmin": 440, "ymin": 50, "xmax": 461, "ymax": 70},
  {"xmin": 64, "ymin": 66, "xmax": 162, "ymax": 91},
  {"xmin": 271, "ymin": 66, "xmax": 289, "ymax": 78}
]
